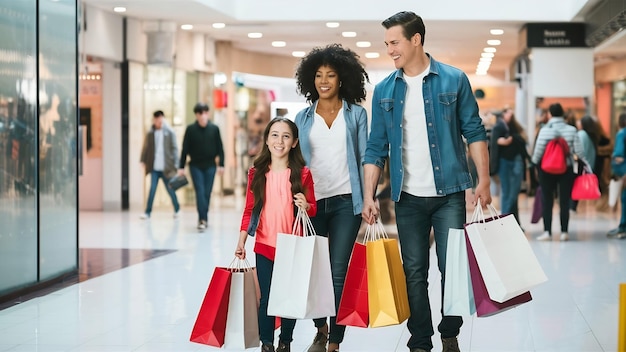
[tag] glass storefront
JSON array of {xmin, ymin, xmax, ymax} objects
[{"xmin": 0, "ymin": 1, "xmax": 77, "ymax": 296}]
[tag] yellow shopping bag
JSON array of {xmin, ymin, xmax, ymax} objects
[{"xmin": 365, "ymin": 221, "xmax": 410, "ymax": 327}]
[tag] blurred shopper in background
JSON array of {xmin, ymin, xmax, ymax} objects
[
  {"xmin": 139, "ymin": 110, "xmax": 180, "ymax": 219},
  {"xmin": 489, "ymin": 108, "xmax": 528, "ymax": 224},
  {"xmin": 178, "ymin": 103, "xmax": 224, "ymax": 231},
  {"xmin": 532, "ymin": 103, "xmax": 583, "ymax": 241}
]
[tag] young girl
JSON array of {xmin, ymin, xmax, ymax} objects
[{"xmin": 235, "ymin": 117, "xmax": 317, "ymax": 352}]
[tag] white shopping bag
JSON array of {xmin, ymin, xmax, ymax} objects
[
  {"xmin": 267, "ymin": 208, "xmax": 336, "ymax": 319},
  {"xmin": 464, "ymin": 205, "xmax": 548, "ymax": 303},
  {"xmin": 609, "ymin": 177, "xmax": 623, "ymax": 207},
  {"xmin": 443, "ymin": 228, "xmax": 476, "ymax": 316},
  {"xmin": 224, "ymin": 260, "xmax": 260, "ymax": 349}
]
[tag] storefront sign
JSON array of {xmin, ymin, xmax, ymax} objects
[{"xmin": 525, "ymin": 23, "xmax": 587, "ymax": 48}]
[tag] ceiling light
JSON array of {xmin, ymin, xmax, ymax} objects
[
  {"xmin": 272, "ymin": 41, "xmax": 286, "ymax": 47},
  {"xmin": 248, "ymin": 32, "xmax": 262, "ymax": 39},
  {"xmin": 477, "ymin": 62, "xmax": 491, "ymax": 68},
  {"xmin": 326, "ymin": 22, "xmax": 340, "ymax": 28},
  {"xmin": 113, "ymin": 7, "xmax": 126, "ymax": 13},
  {"xmin": 292, "ymin": 51, "xmax": 306, "ymax": 58},
  {"xmin": 481, "ymin": 52, "xmax": 495, "ymax": 58},
  {"xmin": 490, "ymin": 29, "xmax": 504, "ymax": 35},
  {"xmin": 212, "ymin": 23, "xmax": 226, "ymax": 29},
  {"xmin": 479, "ymin": 57, "xmax": 492, "ymax": 62},
  {"xmin": 487, "ymin": 39, "xmax": 501, "ymax": 46},
  {"xmin": 365, "ymin": 52, "xmax": 380, "ymax": 59},
  {"xmin": 483, "ymin": 47, "xmax": 496, "ymax": 53},
  {"xmin": 181, "ymin": 24, "xmax": 193, "ymax": 30},
  {"xmin": 342, "ymin": 31, "xmax": 357, "ymax": 38},
  {"xmin": 356, "ymin": 41, "xmax": 371, "ymax": 48},
  {"xmin": 476, "ymin": 71, "xmax": 488, "ymax": 75}
]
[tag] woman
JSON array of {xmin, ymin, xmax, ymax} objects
[
  {"xmin": 236, "ymin": 117, "xmax": 317, "ymax": 352},
  {"xmin": 294, "ymin": 44, "xmax": 369, "ymax": 352},
  {"xmin": 571, "ymin": 115, "xmax": 600, "ymax": 211},
  {"xmin": 607, "ymin": 113, "xmax": 626, "ymax": 238},
  {"xmin": 532, "ymin": 103, "xmax": 583, "ymax": 241},
  {"xmin": 490, "ymin": 107, "xmax": 528, "ymax": 224}
]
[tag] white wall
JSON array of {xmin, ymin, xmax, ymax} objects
[
  {"xmin": 80, "ymin": 5, "xmax": 123, "ymax": 62},
  {"xmin": 128, "ymin": 62, "xmax": 146, "ymax": 211},
  {"xmin": 531, "ymin": 48, "xmax": 594, "ymax": 97},
  {"xmin": 101, "ymin": 60, "xmax": 122, "ymax": 211}
]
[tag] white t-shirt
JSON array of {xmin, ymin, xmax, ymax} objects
[
  {"xmin": 401, "ymin": 65, "xmax": 439, "ymax": 197},
  {"xmin": 309, "ymin": 109, "xmax": 351, "ymax": 200},
  {"xmin": 153, "ymin": 129, "xmax": 165, "ymax": 171}
]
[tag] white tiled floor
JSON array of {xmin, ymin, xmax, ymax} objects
[{"xmin": 0, "ymin": 194, "xmax": 624, "ymax": 352}]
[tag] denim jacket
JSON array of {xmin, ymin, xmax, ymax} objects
[
  {"xmin": 295, "ymin": 100, "xmax": 368, "ymax": 215},
  {"xmin": 363, "ymin": 54, "xmax": 487, "ymax": 202}
]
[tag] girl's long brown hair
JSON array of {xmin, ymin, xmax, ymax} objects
[{"xmin": 251, "ymin": 117, "xmax": 307, "ymax": 210}]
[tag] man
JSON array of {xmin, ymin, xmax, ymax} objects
[
  {"xmin": 531, "ymin": 102, "xmax": 582, "ymax": 241},
  {"xmin": 361, "ymin": 11, "xmax": 491, "ymax": 352},
  {"xmin": 178, "ymin": 102, "xmax": 224, "ymax": 230},
  {"xmin": 139, "ymin": 110, "xmax": 180, "ymax": 219}
]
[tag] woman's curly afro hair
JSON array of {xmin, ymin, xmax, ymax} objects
[{"xmin": 295, "ymin": 43, "xmax": 369, "ymax": 105}]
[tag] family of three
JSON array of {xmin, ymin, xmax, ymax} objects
[{"xmin": 233, "ymin": 10, "xmax": 491, "ymax": 352}]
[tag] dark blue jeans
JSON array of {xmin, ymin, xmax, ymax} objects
[
  {"xmin": 395, "ymin": 191, "xmax": 465, "ymax": 351},
  {"xmin": 498, "ymin": 155, "xmax": 523, "ymax": 223},
  {"xmin": 311, "ymin": 194, "xmax": 362, "ymax": 344},
  {"xmin": 256, "ymin": 253, "xmax": 296, "ymax": 346},
  {"xmin": 145, "ymin": 171, "xmax": 180, "ymax": 215},
  {"xmin": 189, "ymin": 165, "xmax": 217, "ymax": 222}
]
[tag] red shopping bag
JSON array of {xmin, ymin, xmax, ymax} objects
[
  {"xmin": 571, "ymin": 172, "xmax": 601, "ymax": 200},
  {"xmin": 465, "ymin": 236, "xmax": 532, "ymax": 317},
  {"xmin": 190, "ymin": 267, "xmax": 232, "ymax": 346},
  {"xmin": 336, "ymin": 242, "xmax": 368, "ymax": 327}
]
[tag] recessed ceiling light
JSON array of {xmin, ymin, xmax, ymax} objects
[
  {"xmin": 248, "ymin": 32, "xmax": 263, "ymax": 39},
  {"xmin": 181, "ymin": 24, "xmax": 193, "ymax": 30},
  {"xmin": 483, "ymin": 47, "xmax": 496, "ymax": 53},
  {"xmin": 113, "ymin": 7, "xmax": 126, "ymax": 13},
  {"xmin": 365, "ymin": 52, "xmax": 380, "ymax": 59},
  {"xmin": 326, "ymin": 22, "xmax": 340, "ymax": 28},
  {"xmin": 272, "ymin": 41, "xmax": 286, "ymax": 47},
  {"xmin": 292, "ymin": 51, "xmax": 306, "ymax": 57},
  {"xmin": 479, "ymin": 57, "xmax": 493, "ymax": 62},
  {"xmin": 487, "ymin": 39, "xmax": 501, "ymax": 46},
  {"xmin": 212, "ymin": 23, "xmax": 226, "ymax": 29},
  {"xmin": 481, "ymin": 52, "xmax": 495, "ymax": 58},
  {"xmin": 342, "ymin": 31, "xmax": 357, "ymax": 38},
  {"xmin": 477, "ymin": 62, "xmax": 491, "ymax": 68},
  {"xmin": 356, "ymin": 41, "xmax": 371, "ymax": 48},
  {"xmin": 476, "ymin": 71, "xmax": 488, "ymax": 75},
  {"xmin": 490, "ymin": 29, "xmax": 504, "ymax": 35}
]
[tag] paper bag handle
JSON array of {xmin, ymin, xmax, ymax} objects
[{"xmin": 363, "ymin": 219, "xmax": 388, "ymax": 244}]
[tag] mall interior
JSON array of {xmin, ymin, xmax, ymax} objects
[{"xmin": 1, "ymin": 0, "xmax": 626, "ymax": 351}]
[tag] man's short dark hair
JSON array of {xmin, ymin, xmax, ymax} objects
[
  {"xmin": 382, "ymin": 11, "xmax": 426, "ymax": 45},
  {"xmin": 193, "ymin": 103, "xmax": 210, "ymax": 114},
  {"xmin": 153, "ymin": 110, "xmax": 164, "ymax": 118},
  {"xmin": 549, "ymin": 103, "xmax": 564, "ymax": 117}
]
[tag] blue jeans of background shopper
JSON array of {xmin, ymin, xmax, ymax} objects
[
  {"xmin": 395, "ymin": 191, "xmax": 465, "ymax": 351},
  {"xmin": 498, "ymin": 155, "xmax": 523, "ymax": 223},
  {"xmin": 145, "ymin": 171, "xmax": 180, "ymax": 215},
  {"xmin": 619, "ymin": 187, "xmax": 626, "ymax": 230},
  {"xmin": 256, "ymin": 253, "xmax": 296, "ymax": 346},
  {"xmin": 189, "ymin": 165, "xmax": 216, "ymax": 222},
  {"xmin": 311, "ymin": 194, "xmax": 362, "ymax": 344}
]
